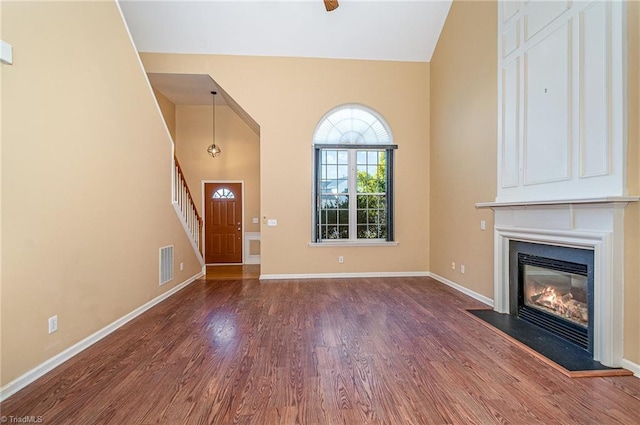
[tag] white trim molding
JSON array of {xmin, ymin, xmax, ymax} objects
[
  {"xmin": 0, "ymin": 271, "xmax": 204, "ymax": 402},
  {"xmin": 260, "ymin": 271, "xmax": 429, "ymax": 280},
  {"xmin": 429, "ymin": 273, "xmax": 494, "ymax": 307},
  {"xmin": 621, "ymin": 359, "xmax": 640, "ymax": 378}
]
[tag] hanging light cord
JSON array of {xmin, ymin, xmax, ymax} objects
[
  {"xmin": 207, "ymin": 91, "xmax": 221, "ymax": 157},
  {"xmin": 211, "ymin": 90, "xmax": 216, "ymax": 143}
]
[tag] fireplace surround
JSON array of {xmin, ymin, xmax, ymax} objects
[{"xmin": 478, "ymin": 198, "xmax": 638, "ymax": 367}]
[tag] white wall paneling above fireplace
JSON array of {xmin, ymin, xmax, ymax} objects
[{"xmin": 497, "ymin": 1, "xmax": 627, "ymax": 203}]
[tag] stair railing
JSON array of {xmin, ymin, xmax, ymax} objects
[{"xmin": 172, "ymin": 156, "xmax": 203, "ymax": 256}]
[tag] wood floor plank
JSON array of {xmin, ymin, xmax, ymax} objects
[{"xmin": 3, "ymin": 276, "xmax": 640, "ymax": 424}]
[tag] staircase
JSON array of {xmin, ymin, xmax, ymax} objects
[{"xmin": 172, "ymin": 156, "xmax": 204, "ymax": 264}]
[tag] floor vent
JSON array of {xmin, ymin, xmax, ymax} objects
[{"xmin": 159, "ymin": 245, "xmax": 174, "ymax": 285}]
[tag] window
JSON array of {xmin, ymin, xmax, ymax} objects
[
  {"xmin": 212, "ymin": 188, "xmax": 235, "ymax": 199},
  {"xmin": 313, "ymin": 105, "xmax": 396, "ymax": 242}
]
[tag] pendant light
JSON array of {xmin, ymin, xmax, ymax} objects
[{"xmin": 206, "ymin": 91, "xmax": 221, "ymax": 157}]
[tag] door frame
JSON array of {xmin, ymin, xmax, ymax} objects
[{"xmin": 202, "ymin": 180, "xmax": 245, "ymax": 265}]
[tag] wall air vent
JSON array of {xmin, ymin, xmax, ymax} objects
[{"xmin": 159, "ymin": 245, "xmax": 174, "ymax": 285}]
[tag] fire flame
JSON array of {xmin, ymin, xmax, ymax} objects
[{"xmin": 530, "ymin": 287, "xmax": 588, "ymax": 325}]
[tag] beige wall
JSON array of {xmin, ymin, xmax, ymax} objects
[
  {"xmin": 141, "ymin": 54, "xmax": 431, "ymax": 276},
  {"xmin": 175, "ymin": 104, "xmax": 260, "ymax": 233},
  {"xmin": 429, "ymin": 0, "xmax": 497, "ymax": 298},
  {"xmin": 624, "ymin": 0, "xmax": 640, "ymax": 365},
  {"xmin": 0, "ymin": 2, "xmax": 4, "ymax": 388},
  {"xmin": 1, "ymin": 1, "xmax": 201, "ymax": 386},
  {"xmin": 0, "ymin": 2, "xmax": 3, "ymax": 388},
  {"xmin": 153, "ymin": 88, "xmax": 177, "ymax": 141}
]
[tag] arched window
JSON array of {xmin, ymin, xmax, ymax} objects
[
  {"xmin": 212, "ymin": 188, "xmax": 235, "ymax": 199},
  {"xmin": 313, "ymin": 104, "xmax": 396, "ymax": 242}
]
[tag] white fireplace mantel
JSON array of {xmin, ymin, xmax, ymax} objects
[
  {"xmin": 476, "ymin": 196, "xmax": 640, "ymax": 209},
  {"xmin": 477, "ymin": 197, "xmax": 638, "ymax": 367}
]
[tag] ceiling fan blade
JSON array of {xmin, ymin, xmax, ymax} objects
[{"xmin": 324, "ymin": 0, "xmax": 339, "ymax": 12}]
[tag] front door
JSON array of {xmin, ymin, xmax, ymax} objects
[{"xmin": 205, "ymin": 182, "xmax": 242, "ymax": 264}]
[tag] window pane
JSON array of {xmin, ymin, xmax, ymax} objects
[
  {"xmin": 356, "ymin": 149, "xmax": 385, "ymax": 194},
  {"xmin": 325, "ymin": 226, "xmax": 339, "ymax": 239},
  {"xmin": 326, "ymin": 209, "xmax": 337, "ymax": 224},
  {"xmin": 356, "ymin": 194, "xmax": 386, "ymax": 239},
  {"xmin": 321, "ymin": 150, "xmax": 348, "ymax": 196},
  {"xmin": 357, "ymin": 171, "xmax": 375, "ymax": 194},
  {"xmin": 319, "ymin": 193, "xmax": 349, "ymax": 240},
  {"xmin": 337, "ymin": 178, "xmax": 348, "ymax": 194},
  {"xmin": 339, "ymin": 209, "xmax": 349, "ymax": 225}
]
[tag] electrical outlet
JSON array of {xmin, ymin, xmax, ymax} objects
[
  {"xmin": 48, "ymin": 315, "xmax": 58, "ymax": 334},
  {"xmin": 461, "ymin": 264, "xmax": 466, "ymax": 274},
  {"xmin": 480, "ymin": 220, "xmax": 486, "ymax": 230},
  {"xmin": 339, "ymin": 256, "xmax": 344, "ymax": 264},
  {"xmin": 451, "ymin": 262, "xmax": 456, "ymax": 270},
  {"xmin": 180, "ymin": 262, "xmax": 184, "ymax": 271}
]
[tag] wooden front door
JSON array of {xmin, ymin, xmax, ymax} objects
[{"xmin": 205, "ymin": 183, "xmax": 242, "ymax": 264}]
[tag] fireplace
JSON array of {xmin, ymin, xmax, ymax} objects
[
  {"xmin": 478, "ymin": 200, "xmax": 637, "ymax": 367},
  {"xmin": 509, "ymin": 241, "xmax": 594, "ymax": 353}
]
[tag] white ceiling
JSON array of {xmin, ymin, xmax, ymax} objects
[{"xmin": 118, "ymin": 0, "xmax": 453, "ymax": 63}]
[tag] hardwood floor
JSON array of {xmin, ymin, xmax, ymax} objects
[
  {"xmin": 206, "ymin": 264, "xmax": 260, "ymax": 280},
  {"xmin": 2, "ymin": 276, "xmax": 640, "ymax": 424}
]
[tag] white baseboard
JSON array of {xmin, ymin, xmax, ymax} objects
[
  {"xmin": 0, "ymin": 271, "xmax": 204, "ymax": 402},
  {"xmin": 428, "ymin": 272, "xmax": 494, "ymax": 307},
  {"xmin": 259, "ymin": 271, "xmax": 430, "ymax": 280},
  {"xmin": 621, "ymin": 359, "xmax": 640, "ymax": 377}
]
